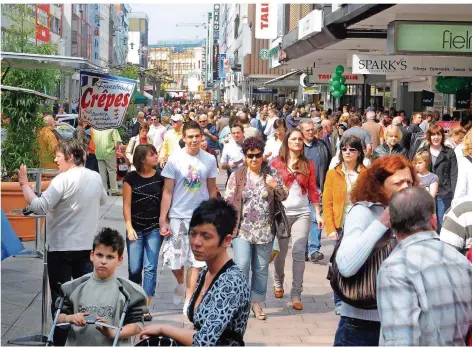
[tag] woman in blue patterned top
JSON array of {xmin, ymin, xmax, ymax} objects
[{"xmin": 139, "ymin": 198, "xmax": 251, "ymax": 346}]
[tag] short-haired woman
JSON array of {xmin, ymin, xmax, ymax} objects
[
  {"xmin": 371, "ymin": 125, "xmax": 407, "ymax": 161},
  {"xmin": 454, "ymin": 128, "xmax": 472, "ymax": 199},
  {"xmin": 271, "ymin": 129, "xmax": 323, "ymax": 310},
  {"xmin": 18, "ymin": 139, "xmax": 107, "ymax": 343},
  {"xmin": 123, "ymin": 144, "xmax": 163, "ymax": 321},
  {"xmin": 334, "ymin": 155, "xmax": 417, "ymax": 346},
  {"xmin": 225, "ymin": 136, "xmax": 288, "ymax": 320},
  {"xmin": 126, "ymin": 123, "xmax": 153, "ymax": 170},
  {"xmin": 322, "ymin": 135, "xmax": 366, "ymax": 315},
  {"xmin": 445, "ymin": 126, "xmax": 467, "ymax": 150},
  {"xmin": 139, "ymin": 199, "xmax": 251, "ymax": 346},
  {"xmin": 423, "ymin": 125, "xmax": 458, "ymax": 231}
]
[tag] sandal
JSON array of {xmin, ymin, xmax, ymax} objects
[
  {"xmin": 274, "ymin": 287, "xmax": 284, "ymax": 299},
  {"xmin": 144, "ymin": 313, "xmax": 153, "ymax": 321},
  {"xmin": 252, "ymin": 305, "xmax": 267, "ymax": 320}
]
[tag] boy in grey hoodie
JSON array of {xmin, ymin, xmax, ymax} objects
[{"xmin": 56, "ymin": 228, "xmax": 147, "ymax": 346}]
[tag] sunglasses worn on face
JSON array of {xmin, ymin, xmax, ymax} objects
[
  {"xmin": 247, "ymin": 152, "xmax": 263, "ymax": 159},
  {"xmin": 341, "ymin": 148, "xmax": 358, "ymax": 153}
]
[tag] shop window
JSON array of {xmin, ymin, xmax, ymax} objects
[
  {"xmin": 50, "ymin": 16, "xmax": 60, "ymax": 35},
  {"xmin": 37, "ymin": 8, "xmax": 48, "ymax": 28}
]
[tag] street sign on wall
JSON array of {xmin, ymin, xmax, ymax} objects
[
  {"xmin": 255, "ymin": 3, "xmax": 278, "ymax": 39},
  {"xmin": 388, "ymin": 21, "xmax": 472, "ymax": 56},
  {"xmin": 79, "ymin": 71, "xmax": 136, "ymax": 130},
  {"xmin": 352, "ymin": 54, "xmax": 472, "ymax": 77}
]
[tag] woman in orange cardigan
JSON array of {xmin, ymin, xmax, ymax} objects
[{"xmin": 322, "ymin": 135, "xmax": 365, "ymax": 315}]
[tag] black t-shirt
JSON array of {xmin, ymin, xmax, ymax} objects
[{"xmin": 123, "ymin": 169, "xmax": 164, "ymax": 232}]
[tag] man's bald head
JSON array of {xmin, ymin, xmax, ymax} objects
[{"xmin": 43, "ymin": 115, "xmax": 55, "ymax": 128}]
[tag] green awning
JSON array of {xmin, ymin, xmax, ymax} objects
[{"xmin": 131, "ymin": 90, "xmax": 148, "ymax": 104}]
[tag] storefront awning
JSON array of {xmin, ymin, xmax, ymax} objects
[
  {"xmin": 263, "ymin": 70, "xmax": 303, "ymax": 86},
  {"xmin": 131, "ymin": 90, "xmax": 149, "ymax": 104},
  {"xmin": 0, "ymin": 52, "xmax": 101, "ymax": 71},
  {"xmin": 1, "ymin": 85, "xmax": 57, "ymax": 100}
]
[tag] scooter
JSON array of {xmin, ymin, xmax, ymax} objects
[{"xmin": 45, "ymin": 284, "xmax": 131, "ymax": 346}]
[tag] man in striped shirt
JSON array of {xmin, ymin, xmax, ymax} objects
[
  {"xmin": 440, "ymin": 197, "xmax": 472, "ymax": 253},
  {"xmin": 92, "ymin": 128, "xmax": 122, "ymax": 196}
]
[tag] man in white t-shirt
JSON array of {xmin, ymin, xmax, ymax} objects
[
  {"xmin": 263, "ymin": 108, "xmax": 279, "ymax": 139},
  {"xmin": 160, "ymin": 120, "xmax": 218, "ymax": 313},
  {"xmin": 148, "ymin": 115, "xmax": 167, "ymax": 151},
  {"xmin": 220, "ymin": 123, "xmax": 244, "ymax": 175}
]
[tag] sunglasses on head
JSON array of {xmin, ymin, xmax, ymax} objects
[
  {"xmin": 247, "ymin": 152, "xmax": 263, "ymax": 159},
  {"xmin": 341, "ymin": 147, "xmax": 358, "ymax": 153}
]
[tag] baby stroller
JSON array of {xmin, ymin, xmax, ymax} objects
[
  {"xmin": 135, "ymin": 336, "xmax": 181, "ymax": 346},
  {"xmin": 45, "ymin": 284, "xmax": 131, "ymax": 346}
]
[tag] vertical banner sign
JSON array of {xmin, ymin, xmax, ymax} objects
[
  {"xmin": 456, "ymin": 90, "xmax": 471, "ymax": 109},
  {"xmin": 79, "ymin": 71, "xmax": 136, "ymax": 130},
  {"xmin": 213, "ymin": 45, "xmax": 219, "ymax": 81},
  {"xmin": 213, "ymin": 5, "xmax": 220, "ymax": 40},
  {"xmin": 36, "ymin": 4, "xmax": 50, "ymax": 43},
  {"xmin": 219, "ymin": 53, "xmax": 226, "ymax": 80},
  {"xmin": 421, "ymin": 90, "xmax": 435, "ymax": 107},
  {"xmin": 255, "ymin": 3, "xmax": 278, "ymax": 39}
]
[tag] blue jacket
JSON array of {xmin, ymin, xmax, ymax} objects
[{"xmin": 304, "ymin": 139, "xmax": 331, "ymax": 191}]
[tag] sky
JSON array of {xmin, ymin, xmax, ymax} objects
[{"xmin": 129, "ymin": 4, "xmax": 214, "ymax": 44}]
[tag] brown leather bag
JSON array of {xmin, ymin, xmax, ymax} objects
[{"xmin": 327, "ymin": 213, "xmax": 396, "ymax": 310}]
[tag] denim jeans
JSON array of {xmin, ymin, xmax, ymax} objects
[
  {"xmin": 232, "ymin": 238, "xmax": 272, "ymax": 302},
  {"xmin": 436, "ymin": 197, "xmax": 452, "ymax": 233},
  {"xmin": 334, "ymin": 316, "xmax": 381, "ymax": 346},
  {"xmin": 307, "ymin": 201, "xmax": 322, "ymax": 256},
  {"xmin": 126, "ymin": 229, "xmax": 163, "ymax": 297}
]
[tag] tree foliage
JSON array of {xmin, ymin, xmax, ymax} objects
[{"xmin": 1, "ymin": 4, "xmax": 61, "ymax": 180}]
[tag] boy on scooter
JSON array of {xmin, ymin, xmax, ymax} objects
[{"xmin": 55, "ymin": 227, "xmax": 147, "ymax": 346}]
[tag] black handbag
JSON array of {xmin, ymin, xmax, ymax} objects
[
  {"xmin": 327, "ymin": 212, "xmax": 396, "ymax": 310},
  {"xmin": 272, "ymin": 197, "xmax": 290, "ymax": 239}
]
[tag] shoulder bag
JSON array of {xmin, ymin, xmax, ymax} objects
[{"xmin": 327, "ymin": 206, "xmax": 396, "ymax": 310}]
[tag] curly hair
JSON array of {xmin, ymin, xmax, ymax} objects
[
  {"xmin": 462, "ymin": 128, "xmax": 472, "ymax": 156},
  {"xmin": 242, "ymin": 136, "xmax": 264, "ymax": 155},
  {"xmin": 350, "ymin": 155, "xmax": 418, "ymax": 206}
]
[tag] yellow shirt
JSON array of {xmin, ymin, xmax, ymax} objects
[
  {"xmin": 37, "ymin": 127, "xmax": 59, "ymax": 169},
  {"xmin": 159, "ymin": 129, "xmax": 182, "ymax": 159}
]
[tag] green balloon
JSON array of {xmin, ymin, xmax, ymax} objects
[
  {"xmin": 331, "ymin": 73, "xmax": 341, "ymax": 82},
  {"xmin": 339, "ymin": 76, "xmax": 346, "ymax": 84},
  {"xmin": 339, "ymin": 85, "xmax": 347, "ymax": 94},
  {"xmin": 332, "ymin": 81, "xmax": 341, "ymax": 90},
  {"xmin": 332, "ymin": 90, "xmax": 343, "ymax": 99},
  {"xmin": 335, "ymin": 65, "xmax": 345, "ymax": 75},
  {"xmin": 329, "ymin": 85, "xmax": 336, "ymax": 93},
  {"xmin": 328, "ymin": 78, "xmax": 335, "ymax": 85}
]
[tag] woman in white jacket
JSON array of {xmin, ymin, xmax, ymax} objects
[
  {"xmin": 454, "ymin": 129, "xmax": 472, "ymax": 199},
  {"xmin": 126, "ymin": 122, "xmax": 153, "ymax": 170}
]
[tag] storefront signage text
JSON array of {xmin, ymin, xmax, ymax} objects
[
  {"xmin": 352, "ymin": 54, "xmax": 472, "ymax": 77},
  {"xmin": 388, "ymin": 21, "xmax": 472, "ymax": 55},
  {"xmin": 255, "ymin": 3, "xmax": 278, "ymax": 40}
]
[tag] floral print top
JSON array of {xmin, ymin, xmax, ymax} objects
[{"xmin": 225, "ymin": 167, "xmax": 286, "ymax": 244}]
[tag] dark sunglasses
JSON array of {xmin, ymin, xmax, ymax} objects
[
  {"xmin": 247, "ymin": 152, "xmax": 263, "ymax": 159},
  {"xmin": 341, "ymin": 147, "xmax": 358, "ymax": 153}
]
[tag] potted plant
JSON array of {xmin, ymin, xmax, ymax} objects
[{"xmin": 1, "ymin": 5, "xmax": 60, "ymax": 240}]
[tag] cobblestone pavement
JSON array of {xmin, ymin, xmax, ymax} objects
[{"xmin": 1, "ymin": 171, "xmax": 338, "ymax": 346}]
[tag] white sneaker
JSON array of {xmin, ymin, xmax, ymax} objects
[
  {"xmin": 183, "ymin": 301, "xmax": 189, "ymax": 316},
  {"xmin": 172, "ymin": 284, "xmax": 185, "ymax": 306}
]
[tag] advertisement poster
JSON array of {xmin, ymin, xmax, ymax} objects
[
  {"xmin": 421, "ymin": 90, "xmax": 435, "ymax": 107},
  {"xmin": 79, "ymin": 71, "xmax": 136, "ymax": 130},
  {"xmin": 455, "ymin": 90, "xmax": 471, "ymax": 109}
]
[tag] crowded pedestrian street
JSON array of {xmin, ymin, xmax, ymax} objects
[{"xmin": 2, "ymin": 3, "xmax": 472, "ymax": 347}]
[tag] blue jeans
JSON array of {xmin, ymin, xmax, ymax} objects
[
  {"xmin": 307, "ymin": 202, "xmax": 322, "ymax": 256},
  {"xmin": 232, "ymin": 238, "xmax": 272, "ymax": 302},
  {"xmin": 436, "ymin": 197, "xmax": 452, "ymax": 233},
  {"xmin": 126, "ymin": 229, "xmax": 163, "ymax": 297},
  {"xmin": 334, "ymin": 316, "xmax": 381, "ymax": 346}
]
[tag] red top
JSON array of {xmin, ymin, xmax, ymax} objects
[{"xmin": 271, "ymin": 157, "xmax": 320, "ymax": 203}]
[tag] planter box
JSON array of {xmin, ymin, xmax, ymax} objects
[{"xmin": 1, "ymin": 181, "xmax": 50, "ymax": 241}]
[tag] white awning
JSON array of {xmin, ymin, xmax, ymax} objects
[
  {"xmin": 143, "ymin": 91, "xmax": 153, "ymax": 100},
  {"xmin": 263, "ymin": 69, "xmax": 303, "ymax": 86},
  {"xmin": 1, "ymin": 85, "xmax": 57, "ymax": 100},
  {"xmin": 1, "ymin": 52, "xmax": 101, "ymax": 71}
]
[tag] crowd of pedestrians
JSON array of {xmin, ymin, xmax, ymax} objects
[{"xmin": 18, "ymin": 99, "xmax": 472, "ymax": 346}]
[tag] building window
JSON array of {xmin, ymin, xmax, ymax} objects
[{"xmin": 50, "ymin": 16, "xmax": 60, "ymax": 35}]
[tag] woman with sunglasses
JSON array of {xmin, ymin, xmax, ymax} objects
[
  {"xmin": 270, "ymin": 129, "xmax": 323, "ymax": 310},
  {"xmin": 322, "ymin": 135, "xmax": 366, "ymax": 315},
  {"xmin": 225, "ymin": 137, "xmax": 288, "ymax": 320}
]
